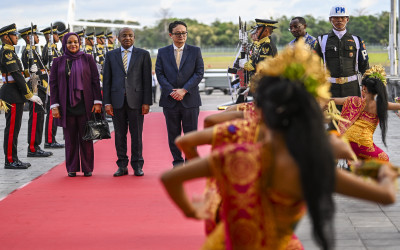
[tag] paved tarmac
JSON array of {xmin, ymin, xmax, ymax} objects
[{"xmin": 1, "ymin": 91, "xmax": 400, "ymax": 249}]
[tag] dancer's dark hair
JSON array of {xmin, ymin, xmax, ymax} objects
[
  {"xmin": 254, "ymin": 76, "xmax": 335, "ymax": 250},
  {"xmin": 362, "ymin": 77, "xmax": 388, "ymax": 146}
]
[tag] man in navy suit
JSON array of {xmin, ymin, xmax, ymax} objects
[
  {"xmin": 156, "ymin": 21, "xmax": 204, "ymax": 167},
  {"xmin": 103, "ymin": 27, "xmax": 152, "ymax": 176}
]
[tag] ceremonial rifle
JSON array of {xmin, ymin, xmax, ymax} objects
[
  {"xmin": 81, "ymin": 28, "xmax": 86, "ymax": 52},
  {"xmin": 92, "ymin": 28, "xmax": 99, "ymax": 63},
  {"xmin": 47, "ymin": 23, "xmax": 54, "ymax": 69},
  {"xmin": 104, "ymin": 31, "xmax": 109, "ymax": 53},
  {"xmin": 28, "ymin": 23, "xmax": 45, "ymax": 112},
  {"xmin": 28, "ymin": 23, "xmax": 39, "ymax": 95},
  {"xmin": 103, "ymin": 31, "xmax": 107, "ymax": 55},
  {"xmin": 227, "ymin": 17, "xmax": 250, "ymax": 103},
  {"xmin": 92, "ymin": 28, "xmax": 103, "ymax": 86}
]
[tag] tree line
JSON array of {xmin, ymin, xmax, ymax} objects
[
  {"xmin": 132, "ymin": 11, "xmax": 390, "ymax": 48},
  {"xmin": 78, "ymin": 11, "xmax": 390, "ymax": 48}
]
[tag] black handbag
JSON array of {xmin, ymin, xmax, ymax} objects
[{"xmin": 82, "ymin": 112, "xmax": 111, "ymax": 141}]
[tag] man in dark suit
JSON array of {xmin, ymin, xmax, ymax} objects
[
  {"xmin": 103, "ymin": 27, "xmax": 152, "ymax": 177},
  {"xmin": 155, "ymin": 20, "xmax": 204, "ymax": 167}
]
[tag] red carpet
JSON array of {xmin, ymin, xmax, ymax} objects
[{"xmin": 0, "ymin": 111, "xmax": 219, "ymax": 250}]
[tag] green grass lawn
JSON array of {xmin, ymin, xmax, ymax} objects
[
  {"xmin": 369, "ymin": 53, "xmax": 389, "ymax": 67},
  {"xmin": 151, "ymin": 52, "xmax": 389, "ymax": 70}
]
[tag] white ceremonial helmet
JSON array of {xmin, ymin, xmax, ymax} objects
[{"xmin": 329, "ymin": 5, "xmax": 349, "ymax": 17}]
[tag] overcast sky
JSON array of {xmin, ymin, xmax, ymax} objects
[{"xmin": 0, "ymin": 0, "xmax": 390, "ymax": 30}]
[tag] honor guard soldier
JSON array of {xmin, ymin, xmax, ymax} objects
[
  {"xmin": 0, "ymin": 23, "xmax": 43, "ymax": 169},
  {"xmin": 244, "ymin": 19, "xmax": 278, "ymax": 75},
  {"xmin": 19, "ymin": 25, "xmax": 53, "ymax": 157},
  {"xmin": 105, "ymin": 31, "xmax": 115, "ymax": 52},
  {"xmin": 76, "ymin": 30, "xmax": 85, "ymax": 51},
  {"xmin": 40, "ymin": 25, "xmax": 64, "ymax": 148},
  {"xmin": 41, "ymin": 26, "xmax": 61, "ymax": 67},
  {"xmin": 85, "ymin": 32, "xmax": 94, "ymax": 55},
  {"xmin": 95, "ymin": 31, "xmax": 106, "ymax": 66},
  {"xmin": 58, "ymin": 28, "xmax": 69, "ymax": 55},
  {"xmin": 314, "ymin": 5, "xmax": 369, "ymax": 106}
]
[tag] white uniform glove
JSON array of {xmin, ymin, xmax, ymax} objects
[
  {"xmin": 238, "ymin": 59, "xmax": 247, "ymax": 68},
  {"xmin": 29, "ymin": 95, "xmax": 43, "ymax": 105},
  {"xmin": 30, "ymin": 64, "xmax": 38, "ymax": 73}
]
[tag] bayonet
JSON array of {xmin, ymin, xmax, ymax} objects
[{"xmin": 48, "ymin": 23, "xmax": 54, "ymax": 68}]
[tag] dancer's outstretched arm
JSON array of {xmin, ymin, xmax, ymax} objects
[
  {"xmin": 175, "ymin": 128, "xmax": 214, "ymax": 160},
  {"xmin": 335, "ymin": 165, "xmax": 397, "ymax": 205},
  {"xmin": 330, "ymin": 97, "xmax": 347, "ymax": 105},
  {"xmin": 203, "ymin": 111, "xmax": 244, "ymax": 128},
  {"xmin": 161, "ymin": 156, "xmax": 213, "ymax": 219}
]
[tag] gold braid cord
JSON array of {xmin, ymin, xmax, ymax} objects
[
  {"xmin": 0, "ymin": 100, "xmax": 10, "ymax": 113},
  {"xmin": 325, "ymin": 100, "xmax": 350, "ymax": 131},
  {"xmin": 254, "ymin": 39, "xmax": 331, "ymax": 104},
  {"xmin": 363, "ymin": 65, "xmax": 386, "ymax": 86}
]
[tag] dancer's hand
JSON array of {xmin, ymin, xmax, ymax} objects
[
  {"xmin": 378, "ymin": 164, "xmax": 398, "ymax": 183},
  {"xmin": 187, "ymin": 192, "xmax": 214, "ymax": 220}
]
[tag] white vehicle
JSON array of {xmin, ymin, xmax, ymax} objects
[{"xmin": 203, "ymin": 69, "xmax": 232, "ymax": 95}]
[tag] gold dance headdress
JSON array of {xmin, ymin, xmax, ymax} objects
[
  {"xmin": 254, "ymin": 39, "xmax": 331, "ymax": 103},
  {"xmin": 363, "ymin": 65, "xmax": 386, "ymax": 86}
]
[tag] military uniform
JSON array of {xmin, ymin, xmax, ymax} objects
[
  {"xmin": 315, "ymin": 5, "xmax": 369, "ymax": 107},
  {"xmin": 106, "ymin": 32, "xmax": 115, "ymax": 52},
  {"xmin": 244, "ymin": 19, "xmax": 278, "ymax": 75},
  {"xmin": 40, "ymin": 26, "xmax": 64, "ymax": 148},
  {"xmin": 41, "ymin": 26, "xmax": 61, "ymax": 68},
  {"xmin": 95, "ymin": 31, "xmax": 106, "ymax": 66},
  {"xmin": 58, "ymin": 28, "xmax": 69, "ymax": 55},
  {"xmin": 76, "ymin": 30, "xmax": 86, "ymax": 52},
  {"xmin": 314, "ymin": 30, "xmax": 369, "ymax": 101},
  {"xmin": 0, "ymin": 24, "xmax": 33, "ymax": 169},
  {"xmin": 19, "ymin": 25, "xmax": 53, "ymax": 157},
  {"xmin": 85, "ymin": 32, "xmax": 94, "ymax": 55}
]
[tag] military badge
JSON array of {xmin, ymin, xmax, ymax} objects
[
  {"xmin": 5, "ymin": 52, "xmax": 13, "ymax": 60},
  {"xmin": 262, "ymin": 47, "xmax": 270, "ymax": 54},
  {"xmin": 349, "ymin": 46, "xmax": 353, "ymax": 50},
  {"xmin": 349, "ymin": 52, "xmax": 354, "ymax": 57}
]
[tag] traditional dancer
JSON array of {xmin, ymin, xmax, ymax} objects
[
  {"xmin": 333, "ymin": 65, "xmax": 400, "ymax": 161},
  {"xmin": 161, "ymin": 43, "xmax": 397, "ymax": 250}
]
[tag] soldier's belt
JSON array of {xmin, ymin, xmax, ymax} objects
[
  {"xmin": 2, "ymin": 74, "xmax": 15, "ymax": 83},
  {"xmin": 329, "ymin": 75, "xmax": 358, "ymax": 84}
]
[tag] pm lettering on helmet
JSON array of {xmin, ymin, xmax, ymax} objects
[{"xmin": 336, "ymin": 7, "xmax": 346, "ymax": 14}]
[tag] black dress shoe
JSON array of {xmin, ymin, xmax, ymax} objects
[
  {"xmin": 27, "ymin": 149, "xmax": 53, "ymax": 157},
  {"xmin": 5, "ymin": 161, "xmax": 29, "ymax": 169},
  {"xmin": 68, "ymin": 172, "xmax": 76, "ymax": 177},
  {"xmin": 44, "ymin": 142, "xmax": 65, "ymax": 149},
  {"xmin": 113, "ymin": 168, "xmax": 128, "ymax": 177},
  {"xmin": 84, "ymin": 172, "xmax": 92, "ymax": 177},
  {"xmin": 16, "ymin": 160, "xmax": 31, "ymax": 168},
  {"xmin": 133, "ymin": 168, "xmax": 144, "ymax": 176}
]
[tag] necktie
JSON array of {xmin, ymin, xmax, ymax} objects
[
  {"xmin": 176, "ymin": 48, "xmax": 182, "ymax": 69},
  {"xmin": 123, "ymin": 50, "xmax": 128, "ymax": 72}
]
